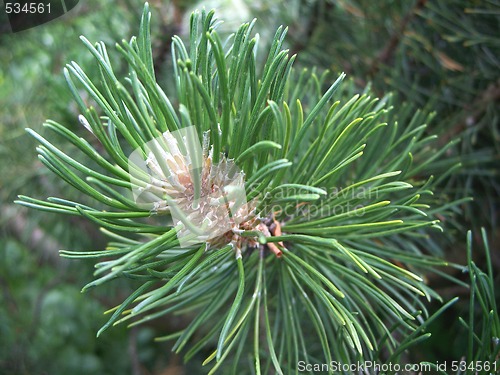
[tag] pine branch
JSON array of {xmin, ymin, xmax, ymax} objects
[{"xmin": 15, "ymin": 3, "xmax": 467, "ymax": 372}]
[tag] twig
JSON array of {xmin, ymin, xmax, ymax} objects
[
  {"xmin": 129, "ymin": 326, "xmax": 144, "ymax": 375},
  {"xmin": 2, "ymin": 205, "xmax": 66, "ymax": 266},
  {"xmin": 369, "ymin": 0, "xmax": 428, "ymax": 77},
  {"xmin": 439, "ymin": 78, "xmax": 500, "ymax": 144},
  {"xmin": 28, "ymin": 277, "xmax": 63, "ymax": 341},
  {"xmin": 150, "ymin": 0, "xmax": 184, "ymax": 75},
  {"xmin": 289, "ymin": 1, "xmax": 333, "ymax": 57}
]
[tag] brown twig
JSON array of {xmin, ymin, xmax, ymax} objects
[
  {"xmin": 28, "ymin": 277, "xmax": 63, "ymax": 341},
  {"xmin": 129, "ymin": 326, "xmax": 144, "ymax": 375},
  {"xmin": 2, "ymin": 205, "xmax": 66, "ymax": 266},
  {"xmin": 289, "ymin": 1, "xmax": 334, "ymax": 57},
  {"xmin": 0, "ymin": 276, "xmax": 18, "ymax": 314},
  {"xmin": 369, "ymin": 0, "xmax": 428, "ymax": 77},
  {"xmin": 150, "ymin": 0, "xmax": 184, "ymax": 76},
  {"xmin": 439, "ymin": 78, "xmax": 500, "ymax": 145},
  {"xmin": 257, "ymin": 222, "xmax": 283, "ymax": 258}
]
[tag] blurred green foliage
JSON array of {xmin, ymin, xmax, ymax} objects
[{"xmin": 0, "ymin": 1, "xmax": 173, "ymax": 374}]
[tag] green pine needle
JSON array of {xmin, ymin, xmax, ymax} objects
[{"xmin": 15, "ymin": 3, "xmax": 468, "ymax": 372}]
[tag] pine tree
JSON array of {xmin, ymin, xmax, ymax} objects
[{"xmin": 13, "ymin": 1, "xmax": 499, "ymax": 373}]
